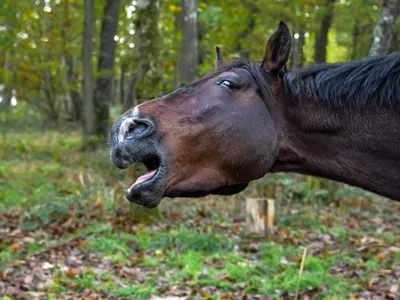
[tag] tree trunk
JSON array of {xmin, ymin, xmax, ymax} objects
[
  {"xmin": 197, "ymin": 20, "xmax": 206, "ymax": 69},
  {"xmin": 65, "ymin": 55, "xmax": 82, "ymax": 122},
  {"xmin": 351, "ymin": 17, "xmax": 360, "ymax": 60},
  {"xmin": 369, "ymin": 0, "xmax": 400, "ymax": 56},
  {"xmin": 173, "ymin": 2, "xmax": 183, "ymax": 89},
  {"xmin": 298, "ymin": 29, "xmax": 305, "ymax": 68},
  {"xmin": 119, "ymin": 63, "xmax": 126, "ymax": 106},
  {"xmin": 134, "ymin": 0, "xmax": 160, "ymax": 102},
  {"xmin": 123, "ymin": 72, "xmax": 139, "ymax": 113},
  {"xmin": 234, "ymin": 1, "xmax": 258, "ymax": 60},
  {"xmin": 62, "ymin": 0, "xmax": 82, "ymax": 122},
  {"xmin": 82, "ymin": 0, "xmax": 95, "ymax": 145},
  {"xmin": 1, "ymin": 51, "xmax": 13, "ymax": 109},
  {"xmin": 178, "ymin": 0, "xmax": 198, "ymax": 85},
  {"xmin": 389, "ymin": 30, "xmax": 399, "ymax": 53},
  {"xmin": 246, "ymin": 198, "xmax": 275, "ymax": 236},
  {"xmin": 93, "ymin": 0, "xmax": 121, "ymax": 138},
  {"xmin": 43, "ymin": 70, "xmax": 59, "ymax": 124},
  {"xmin": 314, "ymin": 0, "xmax": 336, "ymax": 64},
  {"xmin": 291, "ymin": 29, "xmax": 305, "ymax": 70}
]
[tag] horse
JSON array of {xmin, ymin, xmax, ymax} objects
[{"xmin": 109, "ymin": 21, "xmax": 400, "ymax": 208}]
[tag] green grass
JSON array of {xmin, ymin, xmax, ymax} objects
[
  {"xmin": 72, "ymin": 225, "xmax": 365, "ymax": 298},
  {"xmin": 114, "ymin": 285, "xmax": 155, "ymax": 299}
]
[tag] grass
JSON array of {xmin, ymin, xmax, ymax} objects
[{"xmin": 0, "ymin": 117, "xmax": 399, "ymax": 299}]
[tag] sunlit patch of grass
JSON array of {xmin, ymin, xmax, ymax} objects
[
  {"xmin": 133, "ymin": 229, "xmax": 234, "ymax": 254},
  {"xmin": 224, "ymin": 262, "xmax": 250, "ymax": 282},
  {"xmin": 80, "ymin": 223, "xmax": 365, "ymax": 298},
  {"xmin": 139, "ymin": 255, "xmax": 160, "ymax": 267},
  {"xmin": 393, "ymin": 251, "xmax": 400, "ymax": 261},
  {"xmin": 333, "ymin": 227, "xmax": 349, "ymax": 244},
  {"xmin": 51, "ymin": 267, "xmax": 117, "ymax": 295},
  {"xmin": 85, "ymin": 233, "xmax": 134, "ymax": 257},
  {"xmin": 226, "ymin": 253, "xmax": 245, "ymax": 263},
  {"xmin": 258, "ymin": 242, "xmax": 297, "ymax": 270},
  {"xmin": 362, "ymin": 258, "xmax": 379, "ymax": 271},
  {"xmin": 0, "ymin": 249, "xmax": 13, "ymax": 264},
  {"xmin": 170, "ymin": 251, "xmax": 204, "ymax": 279},
  {"xmin": 113, "ymin": 285, "xmax": 155, "ymax": 299}
]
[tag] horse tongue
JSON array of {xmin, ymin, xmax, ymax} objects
[{"xmin": 134, "ymin": 170, "xmax": 156, "ymax": 185}]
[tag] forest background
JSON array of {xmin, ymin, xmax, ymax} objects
[{"xmin": 0, "ymin": 0, "xmax": 399, "ymax": 299}]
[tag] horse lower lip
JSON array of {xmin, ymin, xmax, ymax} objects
[
  {"xmin": 123, "ymin": 157, "xmax": 165, "ymax": 207},
  {"xmin": 126, "ymin": 169, "xmax": 157, "ymax": 195},
  {"xmin": 125, "ymin": 168, "xmax": 160, "ymax": 200}
]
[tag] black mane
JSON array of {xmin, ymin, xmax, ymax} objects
[{"xmin": 283, "ymin": 52, "xmax": 400, "ymax": 109}]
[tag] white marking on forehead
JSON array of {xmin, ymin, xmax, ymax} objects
[
  {"xmin": 117, "ymin": 105, "xmax": 142, "ymax": 144},
  {"xmin": 118, "ymin": 118, "xmax": 135, "ymax": 144},
  {"xmin": 131, "ymin": 105, "xmax": 141, "ymax": 118}
]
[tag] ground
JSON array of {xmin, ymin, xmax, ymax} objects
[{"xmin": 0, "ymin": 126, "xmax": 399, "ymax": 299}]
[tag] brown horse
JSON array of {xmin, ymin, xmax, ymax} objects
[{"xmin": 110, "ymin": 21, "xmax": 400, "ymax": 208}]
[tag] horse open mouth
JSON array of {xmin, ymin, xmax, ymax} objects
[{"xmin": 124, "ymin": 153, "xmax": 167, "ymax": 208}]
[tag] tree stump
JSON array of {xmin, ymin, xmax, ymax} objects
[{"xmin": 245, "ymin": 198, "xmax": 275, "ymax": 236}]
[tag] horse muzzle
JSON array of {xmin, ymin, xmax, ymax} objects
[{"xmin": 109, "ymin": 113, "xmax": 167, "ymax": 208}]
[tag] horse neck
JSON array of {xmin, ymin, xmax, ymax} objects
[{"xmin": 271, "ymin": 90, "xmax": 400, "ymax": 201}]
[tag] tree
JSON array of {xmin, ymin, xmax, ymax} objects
[
  {"xmin": 314, "ymin": 0, "xmax": 336, "ymax": 64},
  {"xmin": 1, "ymin": 51, "xmax": 13, "ymax": 109},
  {"xmin": 0, "ymin": 3, "xmax": 17, "ymax": 110},
  {"xmin": 179, "ymin": 0, "xmax": 198, "ymax": 84},
  {"xmin": 134, "ymin": 0, "xmax": 161, "ymax": 102},
  {"xmin": 82, "ymin": 0, "xmax": 95, "ymax": 145},
  {"xmin": 61, "ymin": 0, "xmax": 82, "ymax": 122},
  {"xmin": 93, "ymin": 0, "xmax": 121, "ymax": 139},
  {"xmin": 351, "ymin": 16, "xmax": 361, "ymax": 60},
  {"xmin": 369, "ymin": 0, "xmax": 400, "ymax": 56},
  {"xmin": 122, "ymin": 20, "xmax": 142, "ymax": 113},
  {"xmin": 291, "ymin": 27, "xmax": 305, "ymax": 69}
]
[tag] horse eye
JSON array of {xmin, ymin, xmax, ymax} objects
[{"xmin": 217, "ymin": 79, "xmax": 240, "ymax": 91}]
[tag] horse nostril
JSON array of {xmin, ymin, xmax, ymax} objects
[
  {"xmin": 118, "ymin": 118, "xmax": 155, "ymax": 143},
  {"xmin": 128, "ymin": 122, "xmax": 135, "ymax": 132},
  {"xmin": 132, "ymin": 118, "xmax": 155, "ymax": 139}
]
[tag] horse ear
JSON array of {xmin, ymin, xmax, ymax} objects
[
  {"xmin": 261, "ymin": 21, "xmax": 291, "ymax": 74},
  {"xmin": 216, "ymin": 46, "xmax": 224, "ymax": 67}
]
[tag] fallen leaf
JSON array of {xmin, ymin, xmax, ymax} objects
[
  {"xmin": 390, "ymin": 284, "xmax": 399, "ymax": 294},
  {"xmin": 42, "ymin": 262, "xmax": 54, "ymax": 270},
  {"xmin": 375, "ymin": 251, "xmax": 385, "ymax": 261},
  {"xmin": 10, "ymin": 243, "xmax": 20, "ymax": 252},
  {"xmin": 66, "ymin": 268, "xmax": 79, "ymax": 278},
  {"xmin": 23, "ymin": 275, "xmax": 34, "ymax": 285},
  {"xmin": 93, "ymin": 200, "xmax": 102, "ymax": 210},
  {"xmin": 367, "ymin": 277, "xmax": 379, "ymax": 289},
  {"xmin": 77, "ymin": 240, "xmax": 89, "ymax": 248},
  {"xmin": 215, "ymin": 274, "xmax": 229, "ymax": 281}
]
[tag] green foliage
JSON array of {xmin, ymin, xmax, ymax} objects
[
  {"xmin": 114, "ymin": 285, "xmax": 155, "ymax": 299},
  {"xmin": 85, "ymin": 234, "xmax": 132, "ymax": 256},
  {"xmin": 1, "ymin": 3, "xmax": 398, "ymax": 298},
  {"xmin": 1, "ymin": 0, "xmax": 390, "ymax": 118},
  {"xmin": 134, "ymin": 229, "xmax": 234, "ymax": 254}
]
